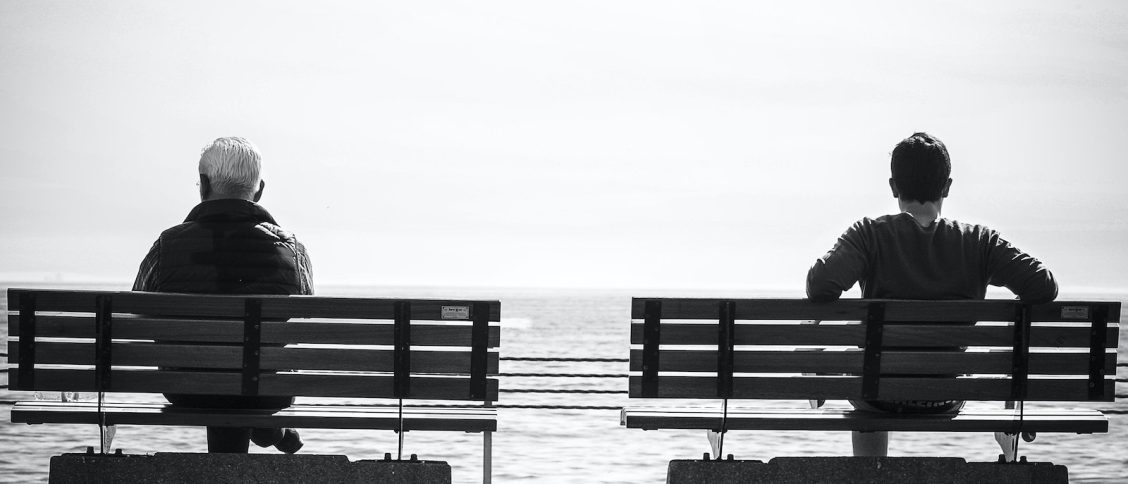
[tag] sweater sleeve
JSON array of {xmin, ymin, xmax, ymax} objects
[
  {"xmin": 984, "ymin": 232, "xmax": 1058, "ymax": 303},
  {"xmin": 806, "ymin": 222, "xmax": 869, "ymax": 302}
]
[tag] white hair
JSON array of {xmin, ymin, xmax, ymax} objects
[{"xmin": 198, "ymin": 137, "xmax": 262, "ymax": 197}]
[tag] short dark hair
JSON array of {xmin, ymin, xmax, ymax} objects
[{"xmin": 890, "ymin": 132, "xmax": 951, "ymax": 203}]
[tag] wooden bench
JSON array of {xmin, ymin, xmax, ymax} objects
[
  {"xmin": 6, "ymin": 288, "xmax": 500, "ymax": 482},
  {"xmin": 620, "ymin": 298, "xmax": 1119, "ymax": 460}
]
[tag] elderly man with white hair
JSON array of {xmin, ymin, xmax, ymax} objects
[{"xmin": 133, "ymin": 136, "xmax": 313, "ymax": 453}]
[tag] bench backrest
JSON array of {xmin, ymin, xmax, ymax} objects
[
  {"xmin": 630, "ymin": 298, "xmax": 1119, "ymax": 403},
  {"xmin": 7, "ymin": 289, "xmax": 500, "ymax": 403}
]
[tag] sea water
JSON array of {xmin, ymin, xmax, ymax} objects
[{"xmin": 1, "ymin": 283, "xmax": 1125, "ymax": 483}]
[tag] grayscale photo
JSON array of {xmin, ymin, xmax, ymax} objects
[{"xmin": 1, "ymin": 1, "xmax": 1125, "ymax": 483}]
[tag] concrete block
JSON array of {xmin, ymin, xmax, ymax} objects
[
  {"xmin": 667, "ymin": 457, "xmax": 1068, "ymax": 484},
  {"xmin": 49, "ymin": 452, "xmax": 452, "ymax": 484}
]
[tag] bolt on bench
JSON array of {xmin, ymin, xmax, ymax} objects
[
  {"xmin": 620, "ymin": 298, "xmax": 1119, "ymax": 462},
  {"xmin": 7, "ymin": 288, "xmax": 500, "ymax": 482}
]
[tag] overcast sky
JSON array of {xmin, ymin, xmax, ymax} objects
[{"xmin": 1, "ymin": 1, "xmax": 1126, "ymax": 294}]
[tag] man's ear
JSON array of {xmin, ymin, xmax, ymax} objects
[
  {"xmin": 199, "ymin": 174, "xmax": 212, "ymax": 201},
  {"xmin": 941, "ymin": 178, "xmax": 952, "ymax": 198},
  {"xmin": 252, "ymin": 180, "xmax": 265, "ymax": 202},
  {"xmin": 888, "ymin": 178, "xmax": 900, "ymax": 199}
]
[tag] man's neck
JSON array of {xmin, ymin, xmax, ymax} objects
[{"xmin": 898, "ymin": 199, "xmax": 943, "ymax": 227}]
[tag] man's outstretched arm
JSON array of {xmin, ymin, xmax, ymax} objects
[
  {"xmin": 806, "ymin": 225, "xmax": 868, "ymax": 302},
  {"xmin": 986, "ymin": 234, "xmax": 1058, "ymax": 303}
]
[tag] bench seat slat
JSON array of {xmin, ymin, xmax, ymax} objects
[
  {"xmin": 620, "ymin": 407, "xmax": 1108, "ymax": 433},
  {"xmin": 8, "ymin": 316, "xmax": 502, "ymax": 347},
  {"xmin": 10, "ymin": 369, "xmax": 500, "ymax": 401},
  {"xmin": 629, "ymin": 322, "xmax": 1119, "ymax": 348},
  {"xmin": 627, "ymin": 349, "xmax": 1118, "ymax": 375},
  {"xmin": 11, "ymin": 402, "xmax": 496, "ymax": 432},
  {"xmin": 628, "ymin": 376, "xmax": 1116, "ymax": 402}
]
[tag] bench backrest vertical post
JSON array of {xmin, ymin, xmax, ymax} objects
[
  {"xmin": 242, "ymin": 298, "xmax": 263, "ymax": 397},
  {"xmin": 393, "ymin": 301, "xmax": 412, "ymax": 399},
  {"xmin": 861, "ymin": 302, "xmax": 885, "ymax": 401},
  {"xmin": 641, "ymin": 300, "xmax": 661, "ymax": 398},
  {"xmin": 716, "ymin": 301, "xmax": 735, "ymax": 399},
  {"xmin": 18, "ymin": 293, "xmax": 37, "ymax": 389},
  {"xmin": 1088, "ymin": 304, "xmax": 1109, "ymax": 400},
  {"xmin": 1010, "ymin": 304, "xmax": 1031, "ymax": 402},
  {"xmin": 470, "ymin": 302, "xmax": 490, "ymax": 402},
  {"xmin": 95, "ymin": 295, "xmax": 113, "ymax": 392}
]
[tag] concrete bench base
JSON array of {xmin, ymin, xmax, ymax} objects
[
  {"xmin": 667, "ymin": 457, "xmax": 1067, "ymax": 484},
  {"xmin": 49, "ymin": 452, "xmax": 451, "ymax": 484}
]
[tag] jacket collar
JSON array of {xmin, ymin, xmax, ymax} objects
[{"xmin": 183, "ymin": 199, "xmax": 279, "ymax": 225}]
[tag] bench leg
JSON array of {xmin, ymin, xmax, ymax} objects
[{"xmin": 483, "ymin": 430, "xmax": 492, "ymax": 484}]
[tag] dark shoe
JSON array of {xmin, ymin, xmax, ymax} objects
[
  {"xmin": 275, "ymin": 429, "xmax": 303, "ymax": 454},
  {"xmin": 250, "ymin": 428, "xmax": 284, "ymax": 448}
]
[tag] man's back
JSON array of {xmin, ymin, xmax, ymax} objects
[
  {"xmin": 133, "ymin": 198, "xmax": 313, "ymax": 295},
  {"xmin": 807, "ymin": 213, "xmax": 1056, "ymax": 302}
]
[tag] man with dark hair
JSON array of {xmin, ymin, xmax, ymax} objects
[
  {"xmin": 134, "ymin": 137, "xmax": 312, "ymax": 453},
  {"xmin": 806, "ymin": 132, "xmax": 1057, "ymax": 457}
]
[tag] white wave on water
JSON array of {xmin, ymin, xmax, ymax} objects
[{"xmin": 502, "ymin": 317, "xmax": 534, "ymax": 329}]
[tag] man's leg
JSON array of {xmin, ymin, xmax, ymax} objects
[
  {"xmin": 207, "ymin": 427, "xmax": 251, "ymax": 453},
  {"xmin": 851, "ymin": 431, "xmax": 889, "ymax": 457}
]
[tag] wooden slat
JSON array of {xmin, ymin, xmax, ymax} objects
[
  {"xmin": 259, "ymin": 373, "xmax": 499, "ymax": 401},
  {"xmin": 11, "ymin": 402, "xmax": 496, "ymax": 432},
  {"xmin": 630, "ymin": 298, "xmax": 1121, "ymax": 323},
  {"xmin": 8, "ymin": 315, "xmax": 501, "ymax": 347},
  {"xmin": 628, "ymin": 349, "xmax": 1117, "ymax": 375},
  {"xmin": 6, "ymin": 289, "xmax": 501, "ymax": 321},
  {"xmin": 6, "ymin": 342, "xmax": 500, "ymax": 374},
  {"xmin": 259, "ymin": 347, "xmax": 499, "ymax": 373},
  {"xmin": 627, "ymin": 375, "xmax": 1116, "ymax": 402},
  {"xmin": 629, "ymin": 322, "xmax": 1120, "ymax": 348},
  {"xmin": 633, "ymin": 298, "xmax": 871, "ymax": 321},
  {"xmin": 261, "ymin": 298, "xmax": 501, "ymax": 322},
  {"xmin": 9, "ymin": 368, "xmax": 500, "ymax": 401},
  {"xmin": 264, "ymin": 321, "xmax": 501, "ymax": 347},
  {"xmin": 620, "ymin": 407, "xmax": 1108, "ymax": 433},
  {"xmin": 9, "ymin": 368, "xmax": 243, "ymax": 394},
  {"xmin": 8, "ymin": 315, "xmax": 245, "ymax": 341},
  {"xmin": 8, "ymin": 341, "xmax": 244, "ymax": 369},
  {"xmin": 8, "ymin": 289, "xmax": 244, "ymax": 317}
]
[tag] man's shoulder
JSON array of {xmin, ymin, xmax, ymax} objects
[
  {"xmin": 155, "ymin": 221, "xmax": 196, "ymax": 239},
  {"xmin": 845, "ymin": 214, "xmax": 899, "ymax": 232},
  {"xmin": 155, "ymin": 219, "xmax": 302, "ymax": 245},
  {"xmin": 254, "ymin": 222, "xmax": 300, "ymax": 245},
  {"xmin": 852, "ymin": 214, "xmax": 998, "ymax": 234},
  {"xmin": 937, "ymin": 218, "xmax": 1000, "ymax": 239}
]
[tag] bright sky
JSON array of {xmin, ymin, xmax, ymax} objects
[{"xmin": 1, "ymin": 1, "xmax": 1126, "ymax": 293}]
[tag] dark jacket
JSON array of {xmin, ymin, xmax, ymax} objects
[
  {"xmin": 133, "ymin": 199, "xmax": 313, "ymax": 295},
  {"xmin": 134, "ymin": 199, "xmax": 312, "ymax": 411}
]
